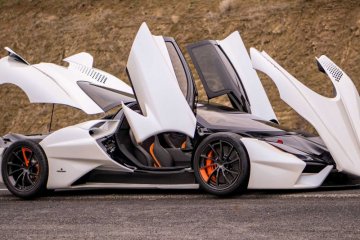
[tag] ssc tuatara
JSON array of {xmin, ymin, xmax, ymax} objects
[{"xmin": 0, "ymin": 23, "xmax": 359, "ymax": 199}]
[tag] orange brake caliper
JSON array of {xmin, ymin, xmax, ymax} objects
[
  {"xmin": 200, "ymin": 151, "xmax": 216, "ymax": 182},
  {"xmin": 21, "ymin": 147, "xmax": 31, "ymax": 168}
]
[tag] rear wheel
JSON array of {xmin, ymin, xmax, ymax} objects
[
  {"xmin": 193, "ymin": 133, "xmax": 249, "ymax": 196},
  {"xmin": 1, "ymin": 140, "xmax": 48, "ymax": 199}
]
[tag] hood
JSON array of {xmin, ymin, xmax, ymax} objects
[
  {"xmin": 196, "ymin": 104, "xmax": 285, "ymax": 137},
  {"xmin": 197, "ymin": 104, "xmax": 333, "ymax": 166}
]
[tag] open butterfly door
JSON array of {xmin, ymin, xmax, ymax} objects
[
  {"xmin": 187, "ymin": 31, "xmax": 277, "ymax": 122},
  {"xmin": 123, "ymin": 23, "xmax": 197, "ymax": 143}
]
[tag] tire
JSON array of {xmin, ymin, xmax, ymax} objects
[
  {"xmin": 193, "ymin": 132, "xmax": 250, "ymax": 196},
  {"xmin": 1, "ymin": 140, "xmax": 49, "ymax": 199}
]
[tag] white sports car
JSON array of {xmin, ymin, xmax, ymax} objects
[{"xmin": 0, "ymin": 23, "xmax": 359, "ymax": 199}]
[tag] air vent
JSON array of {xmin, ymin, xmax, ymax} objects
[
  {"xmin": 70, "ymin": 62, "xmax": 108, "ymax": 84},
  {"xmin": 321, "ymin": 59, "xmax": 343, "ymax": 82}
]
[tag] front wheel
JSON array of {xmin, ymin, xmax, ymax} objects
[
  {"xmin": 193, "ymin": 133, "xmax": 250, "ymax": 196},
  {"xmin": 1, "ymin": 140, "xmax": 49, "ymax": 199}
]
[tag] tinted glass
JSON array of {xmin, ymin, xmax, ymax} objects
[
  {"xmin": 165, "ymin": 42, "xmax": 188, "ymax": 98},
  {"xmin": 190, "ymin": 43, "xmax": 228, "ymax": 93},
  {"xmin": 197, "ymin": 108, "xmax": 286, "ymax": 134},
  {"xmin": 77, "ymin": 81, "xmax": 134, "ymax": 112},
  {"xmin": 188, "ymin": 41, "xmax": 251, "ymax": 112},
  {"xmin": 218, "ymin": 47, "xmax": 241, "ymax": 89}
]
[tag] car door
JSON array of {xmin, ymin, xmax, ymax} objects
[
  {"xmin": 123, "ymin": 23, "xmax": 197, "ymax": 143},
  {"xmin": 187, "ymin": 31, "xmax": 277, "ymax": 122}
]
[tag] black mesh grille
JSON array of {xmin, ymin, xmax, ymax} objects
[{"xmin": 321, "ymin": 59, "xmax": 343, "ymax": 82}]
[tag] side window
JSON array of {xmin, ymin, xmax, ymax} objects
[
  {"xmin": 187, "ymin": 41, "xmax": 250, "ymax": 112},
  {"xmin": 189, "ymin": 43, "xmax": 228, "ymax": 95},
  {"xmin": 165, "ymin": 42, "xmax": 188, "ymax": 98},
  {"xmin": 217, "ymin": 47, "xmax": 241, "ymax": 90},
  {"xmin": 164, "ymin": 38, "xmax": 196, "ymax": 109}
]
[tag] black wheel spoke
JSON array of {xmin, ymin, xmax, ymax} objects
[
  {"xmin": 8, "ymin": 162, "xmax": 22, "ymax": 168},
  {"xmin": 224, "ymin": 157, "xmax": 239, "ymax": 165},
  {"xmin": 216, "ymin": 168, "xmax": 220, "ymax": 186},
  {"xmin": 14, "ymin": 172, "xmax": 24, "ymax": 186},
  {"xmin": 26, "ymin": 174, "xmax": 35, "ymax": 185},
  {"xmin": 12, "ymin": 152, "xmax": 24, "ymax": 164},
  {"xmin": 29, "ymin": 172, "xmax": 38, "ymax": 176},
  {"xmin": 200, "ymin": 154, "xmax": 217, "ymax": 162},
  {"xmin": 219, "ymin": 140, "xmax": 223, "ymax": 159},
  {"xmin": 28, "ymin": 151, "xmax": 34, "ymax": 162},
  {"xmin": 222, "ymin": 170, "xmax": 231, "ymax": 184},
  {"xmin": 21, "ymin": 172, "xmax": 26, "ymax": 188},
  {"xmin": 225, "ymin": 145, "xmax": 234, "ymax": 161},
  {"xmin": 224, "ymin": 167, "xmax": 238, "ymax": 176},
  {"xmin": 9, "ymin": 168, "xmax": 23, "ymax": 176},
  {"xmin": 206, "ymin": 167, "xmax": 219, "ymax": 183},
  {"xmin": 200, "ymin": 163, "xmax": 217, "ymax": 170},
  {"xmin": 208, "ymin": 144, "xmax": 220, "ymax": 159}
]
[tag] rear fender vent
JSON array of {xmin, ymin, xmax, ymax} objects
[{"xmin": 70, "ymin": 63, "xmax": 108, "ymax": 84}]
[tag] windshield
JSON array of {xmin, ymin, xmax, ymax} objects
[{"xmin": 197, "ymin": 107, "xmax": 287, "ymax": 137}]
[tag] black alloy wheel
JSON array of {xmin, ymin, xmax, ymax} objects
[
  {"xmin": 1, "ymin": 140, "xmax": 48, "ymax": 199},
  {"xmin": 193, "ymin": 132, "xmax": 249, "ymax": 196}
]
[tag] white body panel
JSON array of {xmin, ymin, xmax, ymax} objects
[
  {"xmin": 217, "ymin": 32, "xmax": 277, "ymax": 122},
  {"xmin": 242, "ymin": 138, "xmax": 331, "ymax": 189},
  {"xmin": 63, "ymin": 52, "xmax": 93, "ymax": 68},
  {"xmin": 0, "ymin": 48, "xmax": 133, "ymax": 114},
  {"xmin": 153, "ymin": 36, "xmax": 178, "ymax": 83},
  {"xmin": 64, "ymin": 54, "xmax": 134, "ymax": 99},
  {"xmin": 123, "ymin": 23, "xmax": 196, "ymax": 143},
  {"xmin": 40, "ymin": 120, "xmax": 133, "ymax": 189},
  {"xmin": 251, "ymin": 48, "xmax": 360, "ymax": 176}
]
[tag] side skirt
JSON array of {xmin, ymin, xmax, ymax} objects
[
  {"xmin": 71, "ymin": 169, "xmax": 196, "ymax": 186},
  {"xmin": 69, "ymin": 183, "xmax": 199, "ymax": 190}
]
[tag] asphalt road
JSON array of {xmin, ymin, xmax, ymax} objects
[{"xmin": 0, "ymin": 184, "xmax": 360, "ymax": 240}]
